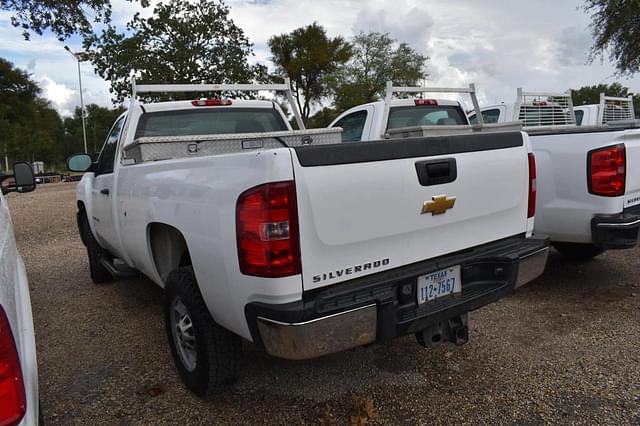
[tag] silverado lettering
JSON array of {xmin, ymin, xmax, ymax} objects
[{"xmin": 312, "ymin": 258, "xmax": 390, "ymax": 283}]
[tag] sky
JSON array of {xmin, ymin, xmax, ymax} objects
[{"xmin": 1, "ymin": 0, "xmax": 639, "ymax": 116}]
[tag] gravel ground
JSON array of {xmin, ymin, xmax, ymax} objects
[{"xmin": 6, "ymin": 182, "xmax": 640, "ymax": 425}]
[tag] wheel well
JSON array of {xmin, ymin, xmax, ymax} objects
[
  {"xmin": 76, "ymin": 201, "xmax": 89, "ymax": 246},
  {"xmin": 148, "ymin": 223, "xmax": 192, "ymax": 283}
]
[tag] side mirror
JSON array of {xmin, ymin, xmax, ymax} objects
[
  {"xmin": 67, "ymin": 154, "xmax": 93, "ymax": 172},
  {"xmin": 0, "ymin": 162, "xmax": 36, "ymax": 195}
]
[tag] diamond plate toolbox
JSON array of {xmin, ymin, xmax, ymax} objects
[{"xmin": 123, "ymin": 128, "xmax": 343, "ymax": 163}]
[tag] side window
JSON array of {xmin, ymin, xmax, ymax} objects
[
  {"xmin": 574, "ymin": 110, "xmax": 584, "ymax": 126},
  {"xmin": 96, "ymin": 117, "xmax": 125, "ymax": 175},
  {"xmin": 481, "ymin": 109, "xmax": 501, "ymax": 124},
  {"xmin": 333, "ymin": 110, "xmax": 368, "ymax": 143},
  {"xmin": 469, "ymin": 109, "xmax": 501, "ymax": 124}
]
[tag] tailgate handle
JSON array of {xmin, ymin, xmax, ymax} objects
[{"xmin": 415, "ymin": 158, "xmax": 457, "ymax": 186}]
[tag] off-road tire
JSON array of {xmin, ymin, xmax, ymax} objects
[
  {"xmin": 552, "ymin": 242, "xmax": 605, "ymax": 260},
  {"xmin": 78, "ymin": 211, "xmax": 113, "ymax": 284},
  {"xmin": 164, "ymin": 266, "xmax": 241, "ymax": 398}
]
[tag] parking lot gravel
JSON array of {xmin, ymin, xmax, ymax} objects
[{"xmin": 6, "ymin": 182, "xmax": 640, "ymax": 425}]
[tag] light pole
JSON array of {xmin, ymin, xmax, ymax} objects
[{"xmin": 64, "ymin": 46, "xmax": 88, "ymax": 154}]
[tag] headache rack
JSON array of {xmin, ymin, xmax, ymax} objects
[
  {"xmin": 130, "ymin": 76, "xmax": 305, "ymax": 130},
  {"xmin": 121, "ymin": 77, "xmax": 346, "ymax": 163},
  {"xmin": 598, "ymin": 93, "xmax": 635, "ymax": 124},
  {"xmin": 383, "ymin": 81, "xmax": 522, "ymax": 138},
  {"xmin": 515, "ymin": 88, "xmax": 577, "ymax": 128}
]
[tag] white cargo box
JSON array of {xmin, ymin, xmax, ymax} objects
[{"xmin": 123, "ymin": 128, "xmax": 342, "ymax": 163}]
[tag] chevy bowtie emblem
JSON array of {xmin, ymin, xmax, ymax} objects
[{"xmin": 421, "ymin": 195, "xmax": 456, "ymax": 215}]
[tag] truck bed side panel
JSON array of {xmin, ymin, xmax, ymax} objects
[
  {"xmin": 115, "ymin": 149, "xmax": 301, "ymax": 340},
  {"xmin": 530, "ymin": 128, "xmax": 640, "ymax": 243}
]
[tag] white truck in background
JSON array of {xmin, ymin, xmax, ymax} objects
[
  {"xmin": 574, "ymin": 94, "xmax": 635, "ymax": 126},
  {"xmin": 0, "ymin": 163, "xmax": 40, "ymax": 426},
  {"xmin": 68, "ymin": 79, "xmax": 548, "ymax": 398},
  {"xmin": 469, "ymin": 89, "xmax": 640, "ymax": 259},
  {"xmin": 328, "ymin": 82, "xmax": 521, "ymax": 142}
]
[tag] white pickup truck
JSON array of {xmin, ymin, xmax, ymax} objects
[
  {"xmin": 469, "ymin": 89, "xmax": 640, "ymax": 259},
  {"xmin": 68, "ymin": 80, "xmax": 548, "ymax": 398},
  {"xmin": 574, "ymin": 94, "xmax": 636, "ymax": 126},
  {"xmin": 0, "ymin": 163, "xmax": 40, "ymax": 426}
]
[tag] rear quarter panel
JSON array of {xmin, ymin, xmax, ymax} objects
[
  {"xmin": 530, "ymin": 129, "xmax": 633, "ymax": 243},
  {"xmin": 116, "ymin": 149, "xmax": 301, "ymax": 340},
  {"xmin": 0, "ymin": 195, "xmax": 38, "ymax": 425}
]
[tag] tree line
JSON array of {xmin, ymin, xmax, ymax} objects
[
  {"xmin": 0, "ymin": 58, "xmax": 124, "ymax": 172},
  {"xmin": 1, "ymin": 0, "xmax": 639, "ymax": 172}
]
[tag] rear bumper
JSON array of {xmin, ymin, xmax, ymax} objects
[
  {"xmin": 246, "ymin": 235, "xmax": 549, "ymax": 360},
  {"xmin": 591, "ymin": 205, "xmax": 640, "ymax": 249}
]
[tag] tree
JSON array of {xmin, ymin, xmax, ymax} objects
[
  {"xmin": 1, "ymin": 0, "xmax": 148, "ymax": 41},
  {"xmin": 306, "ymin": 107, "xmax": 339, "ymax": 129},
  {"xmin": 269, "ymin": 23, "xmax": 352, "ymax": 120},
  {"xmin": 332, "ymin": 32, "xmax": 428, "ymax": 112},
  {"xmin": 86, "ymin": 0, "xmax": 263, "ymax": 102},
  {"xmin": 585, "ymin": 0, "xmax": 640, "ymax": 75},
  {"xmin": 0, "ymin": 58, "xmax": 64, "ymax": 170},
  {"xmin": 62, "ymin": 104, "xmax": 125, "ymax": 157},
  {"xmin": 571, "ymin": 83, "xmax": 632, "ymax": 105}
]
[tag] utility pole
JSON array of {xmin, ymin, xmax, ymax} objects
[{"xmin": 64, "ymin": 46, "xmax": 88, "ymax": 154}]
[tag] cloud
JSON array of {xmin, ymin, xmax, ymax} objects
[
  {"xmin": 554, "ymin": 26, "xmax": 592, "ymax": 67},
  {"xmin": 353, "ymin": 5, "xmax": 434, "ymax": 49},
  {"xmin": 2, "ymin": 0, "xmax": 640, "ymax": 116},
  {"xmin": 39, "ymin": 76, "xmax": 74, "ymax": 113}
]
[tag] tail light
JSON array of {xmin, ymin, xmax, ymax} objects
[
  {"xmin": 414, "ymin": 99, "xmax": 438, "ymax": 106},
  {"xmin": 0, "ymin": 306, "xmax": 26, "ymax": 426},
  {"xmin": 191, "ymin": 99, "xmax": 232, "ymax": 106},
  {"xmin": 527, "ymin": 153, "xmax": 536, "ymax": 218},
  {"xmin": 236, "ymin": 181, "xmax": 301, "ymax": 277},
  {"xmin": 588, "ymin": 144, "xmax": 625, "ymax": 197}
]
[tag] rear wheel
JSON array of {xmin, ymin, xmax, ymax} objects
[
  {"xmin": 164, "ymin": 266, "xmax": 241, "ymax": 398},
  {"xmin": 78, "ymin": 211, "xmax": 113, "ymax": 284},
  {"xmin": 552, "ymin": 242, "xmax": 605, "ymax": 260}
]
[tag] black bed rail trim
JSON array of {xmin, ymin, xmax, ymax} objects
[{"xmin": 293, "ymin": 131, "xmax": 524, "ymax": 167}]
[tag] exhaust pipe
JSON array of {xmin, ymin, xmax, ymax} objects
[{"xmin": 415, "ymin": 313, "xmax": 469, "ymax": 348}]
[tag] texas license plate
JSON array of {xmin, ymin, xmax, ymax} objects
[{"xmin": 417, "ymin": 265, "xmax": 462, "ymax": 304}]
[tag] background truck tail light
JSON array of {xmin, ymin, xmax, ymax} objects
[
  {"xmin": 236, "ymin": 181, "xmax": 301, "ymax": 277},
  {"xmin": 0, "ymin": 306, "xmax": 26, "ymax": 426},
  {"xmin": 588, "ymin": 144, "xmax": 626, "ymax": 197},
  {"xmin": 414, "ymin": 99, "xmax": 438, "ymax": 106},
  {"xmin": 191, "ymin": 99, "xmax": 232, "ymax": 106},
  {"xmin": 528, "ymin": 153, "xmax": 536, "ymax": 218}
]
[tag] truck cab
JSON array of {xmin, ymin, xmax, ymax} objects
[
  {"xmin": 574, "ymin": 94, "xmax": 635, "ymax": 126},
  {"xmin": 329, "ymin": 83, "xmax": 484, "ymax": 142}
]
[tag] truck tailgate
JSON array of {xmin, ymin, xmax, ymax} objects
[{"xmin": 292, "ymin": 132, "xmax": 531, "ymax": 291}]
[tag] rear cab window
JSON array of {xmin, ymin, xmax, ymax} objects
[
  {"xmin": 387, "ymin": 105, "xmax": 468, "ymax": 130},
  {"xmin": 135, "ymin": 108, "xmax": 288, "ymax": 138}
]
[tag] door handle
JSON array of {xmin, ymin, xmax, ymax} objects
[
  {"xmin": 100, "ymin": 188, "xmax": 110, "ymax": 195},
  {"xmin": 415, "ymin": 158, "xmax": 457, "ymax": 186}
]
